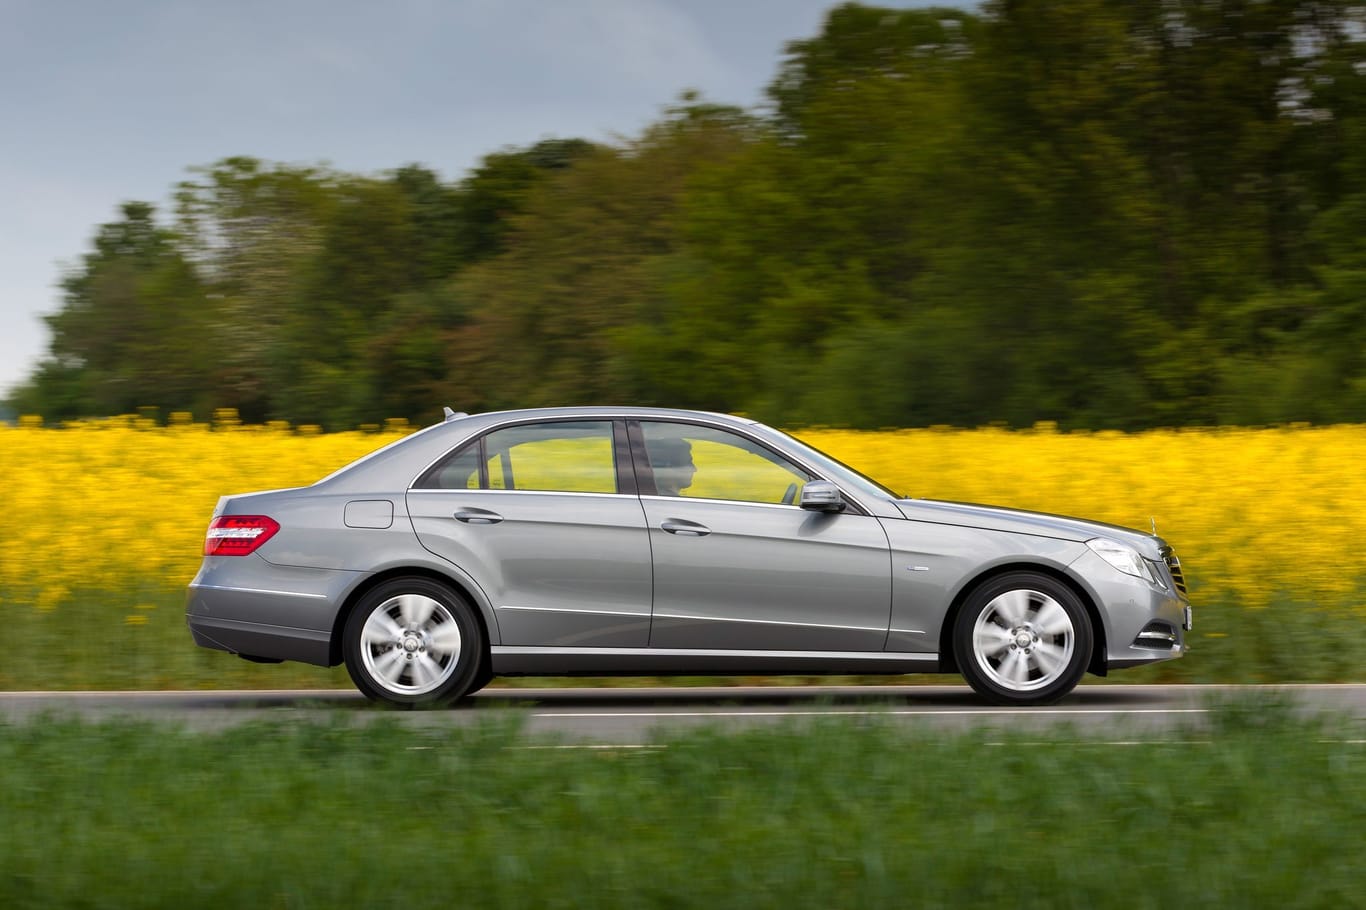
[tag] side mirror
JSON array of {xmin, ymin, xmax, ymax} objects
[{"xmin": 799, "ymin": 480, "xmax": 845, "ymax": 512}]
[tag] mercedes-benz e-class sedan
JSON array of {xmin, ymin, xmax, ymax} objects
[{"xmin": 187, "ymin": 407, "xmax": 1191, "ymax": 706}]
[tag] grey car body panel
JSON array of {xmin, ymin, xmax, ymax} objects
[
  {"xmin": 187, "ymin": 488, "xmax": 507, "ymax": 656},
  {"xmin": 187, "ymin": 406, "xmax": 1191, "ymax": 683},
  {"xmin": 895, "ymin": 498, "xmax": 1164, "ymax": 556},
  {"xmin": 186, "ymin": 553, "xmax": 358, "ymax": 665},
  {"xmin": 881, "ymin": 520, "xmax": 1088, "ymax": 653},
  {"xmin": 642, "ymin": 496, "xmax": 892, "ymax": 651},
  {"xmin": 407, "ymin": 489, "xmax": 653, "ymax": 648}
]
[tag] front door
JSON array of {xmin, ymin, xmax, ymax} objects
[{"xmin": 635, "ymin": 421, "xmax": 891, "ymax": 651}]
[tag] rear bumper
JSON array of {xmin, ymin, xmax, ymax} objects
[
  {"xmin": 185, "ymin": 555, "xmax": 358, "ymax": 666},
  {"xmin": 188, "ymin": 614, "xmax": 333, "ymax": 666}
]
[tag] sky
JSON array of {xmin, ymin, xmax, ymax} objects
[{"xmin": 0, "ymin": 0, "xmax": 946, "ymax": 398}]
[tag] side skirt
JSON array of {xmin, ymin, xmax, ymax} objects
[{"xmin": 490, "ymin": 647, "xmax": 940, "ymax": 677}]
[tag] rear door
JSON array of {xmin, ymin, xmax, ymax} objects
[{"xmin": 407, "ymin": 419, "xmax": 653, "ymax": 647}]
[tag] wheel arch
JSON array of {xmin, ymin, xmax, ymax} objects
[
  {"xmin": 937, "ymin": 562, "xmax": 1108, "ymax": 677},
  {"xmin": 328, "ymin": 566, "xmax": 495, "ymax": 667}
]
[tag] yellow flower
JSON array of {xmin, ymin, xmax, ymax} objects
[{"xmin": 3, "ymin": 417, "xmax": 1363, "ymax": 617}]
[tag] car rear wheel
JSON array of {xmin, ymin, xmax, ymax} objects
[
  {"xmin": 953, "ymin": 572, "xmax": 1092, "ymax": 706},
  {"xmin": 343, "ymin": 578, "xmax": 485, "ymax": 707}
]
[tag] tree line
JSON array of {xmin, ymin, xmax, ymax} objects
[{"xmin": 11, "ymin": 0, "xmax": 1366, "ymax": 430}]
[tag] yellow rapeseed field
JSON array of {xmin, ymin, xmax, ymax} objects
[
  {"xmin": 3, "ymin": 414, "xmax": 1364, "ymax": 621},
  {"xmin": 807, "ymin": 423, "xmax": 1366, "ymax": 613}
]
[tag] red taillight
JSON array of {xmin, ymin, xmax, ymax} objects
[{"xmin": 204, "ymin": 515, "xmax": 280, "ymax": 556}]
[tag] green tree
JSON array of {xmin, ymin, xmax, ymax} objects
[
  {"xmin": 13, "ymin": 2, "xmax": 1366, "ymax": 430},
  {"xmin": 173, "ymin": 157, "xmax": 339, "ymax": 420},
  {"xmin": 16, "ymin": 202, "xmax": 209, "ymax": 418},
  {"xmin": 452, "ymin": 97, "xmax": 756, "ymax": 411},
  {"xmin": 643, "ymin": 6, "xmax": 983, "ymax": 425},
  {"xmin": 454, "ymin": 138, "xmax": 598, "ymax": 264}
]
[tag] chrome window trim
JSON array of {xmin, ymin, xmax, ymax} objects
[
  {"xmin": 638, "ymin": 494, "xmax": 809, "ymax": 511},
  {"xmin": 407, "ymin": 488, "xmax": 635, "ymax": 499}
]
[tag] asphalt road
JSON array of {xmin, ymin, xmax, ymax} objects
[{"xmin": 3, "ymin": 684, "xmax": 1364, "ymax": 743}]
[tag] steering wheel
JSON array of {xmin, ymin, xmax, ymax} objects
[{"xmin": 781, "ymin": 482, "xmax": 798, "ymax": 505}]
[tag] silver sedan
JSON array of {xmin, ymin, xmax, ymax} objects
[{"xmin": 186, "ymin": 407, "xmax": 1192, "ymax": 706}]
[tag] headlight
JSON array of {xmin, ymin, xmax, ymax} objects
[{"xmin": 1087, "ymin": 538, "xmax": 1162, "ymax": 586}]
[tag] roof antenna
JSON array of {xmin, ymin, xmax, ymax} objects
[{"xmin": 443, "ymin": 407, "xmax": 466, "ymax": 422}]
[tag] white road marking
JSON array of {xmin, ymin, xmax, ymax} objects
[
  {"xmin": 515, "ymin": 744, "xmax": 664, "ymax": 751},
  {"xmin": 4, "ymin": 683, "xmax": 1365, "ymax": 697},
  {"xmin": 986, "ymin": 740, "xmax": 1212, "ymax": 746},
  {"xmin": 510, "ymin": 740, "xmax": 1366, "ymax": 750},
  {"xmin": 532, "ymin": 708, "xmax": 1211, "ymax": 719}
]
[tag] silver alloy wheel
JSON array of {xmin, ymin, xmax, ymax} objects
[
  {"xmin": 358, "ymin": 593, "xmax": 464, "ymax": 696},
  {"xmin": 970, "ymin": 588, "xmax": 1076, "ymax": 693}
]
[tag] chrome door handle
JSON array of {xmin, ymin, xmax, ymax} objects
[
  {"xmin": 660, "ymin": 518, "xmax": 710, "ymax": 537},
  {"xmin": 454, "ymin": 508, "xmax": 504, "ymax": 524}
]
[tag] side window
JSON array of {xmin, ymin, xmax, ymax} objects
[
  {"xmin": 638, "ymin": 422, "xmax": 812, "ymax": 504},
  {"xmin": 416, "ymin": 421, "xmax": 618, "ymax": 493},
  {"xmin": 426, "ymin": 445, "xmax": 482, "ymax": 489}
]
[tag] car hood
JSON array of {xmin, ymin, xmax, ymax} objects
[{"xmin": 893, "ymin": 498, "xmax": 1164, "ymax": 556}]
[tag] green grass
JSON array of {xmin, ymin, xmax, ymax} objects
[
  {"xmin": 0, "ymin": 587, "xmax": 351, "ymax": 691},
  {"xmin": 2, "ymin": 584, "xmax": 1364, "ymax": 690},
  {"xmin": 1, "ymin": 699, "xmax": 1364, "ymax": 908},
  {"xmin": 1119, "ymin": 588, "xmax": 1366, "ymax": 685}
]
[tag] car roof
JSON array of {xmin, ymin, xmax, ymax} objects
[
  {"xmin": 313, "ymin": 406, "xmax": 766, "ymax": 492},
  {"xmin": 467, "ymin": 405, "xmax": 758, "ymax": 424}
]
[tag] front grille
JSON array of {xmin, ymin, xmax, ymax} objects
[{"xmin": 1161, "ymin": 548, "xmax": 1187, "ymax": 595}]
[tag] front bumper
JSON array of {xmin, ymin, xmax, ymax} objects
[{"xmin": 1069, "ymin": 549, "xmax": 1193, "ymax": 671}]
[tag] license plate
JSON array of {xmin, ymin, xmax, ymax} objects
[{"xmin": 1184, "ymin": 606, "xmax": 1193, "ymax": 632}]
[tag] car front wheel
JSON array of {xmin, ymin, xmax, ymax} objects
[
  {"xmin": 953, "ymin": 572, "xmax": 1092, "ymax": 706},
  {"xmin": 343, "ymin": 578, "xmax": 485, "ymax": 707}
]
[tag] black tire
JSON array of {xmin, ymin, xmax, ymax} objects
[
  {"xmin": 467, "ymin": 653, "xmax": 495, "ymax": 696},
  {"xmin": 343, "ymin": 577, "xmax": 485, "ymax": 707},
  {"xmin": 952, "ymin": 572, "xmax": 1092, "ymax": 706}
]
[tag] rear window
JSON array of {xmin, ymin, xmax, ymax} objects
[{"xmin": 414, "ymin": 420, "xmax": 618, "ymax": 494}]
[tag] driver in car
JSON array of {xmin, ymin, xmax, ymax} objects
[{"xmin": 648, "ymin": 438, "xmax": 697, "ymax": 497}]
